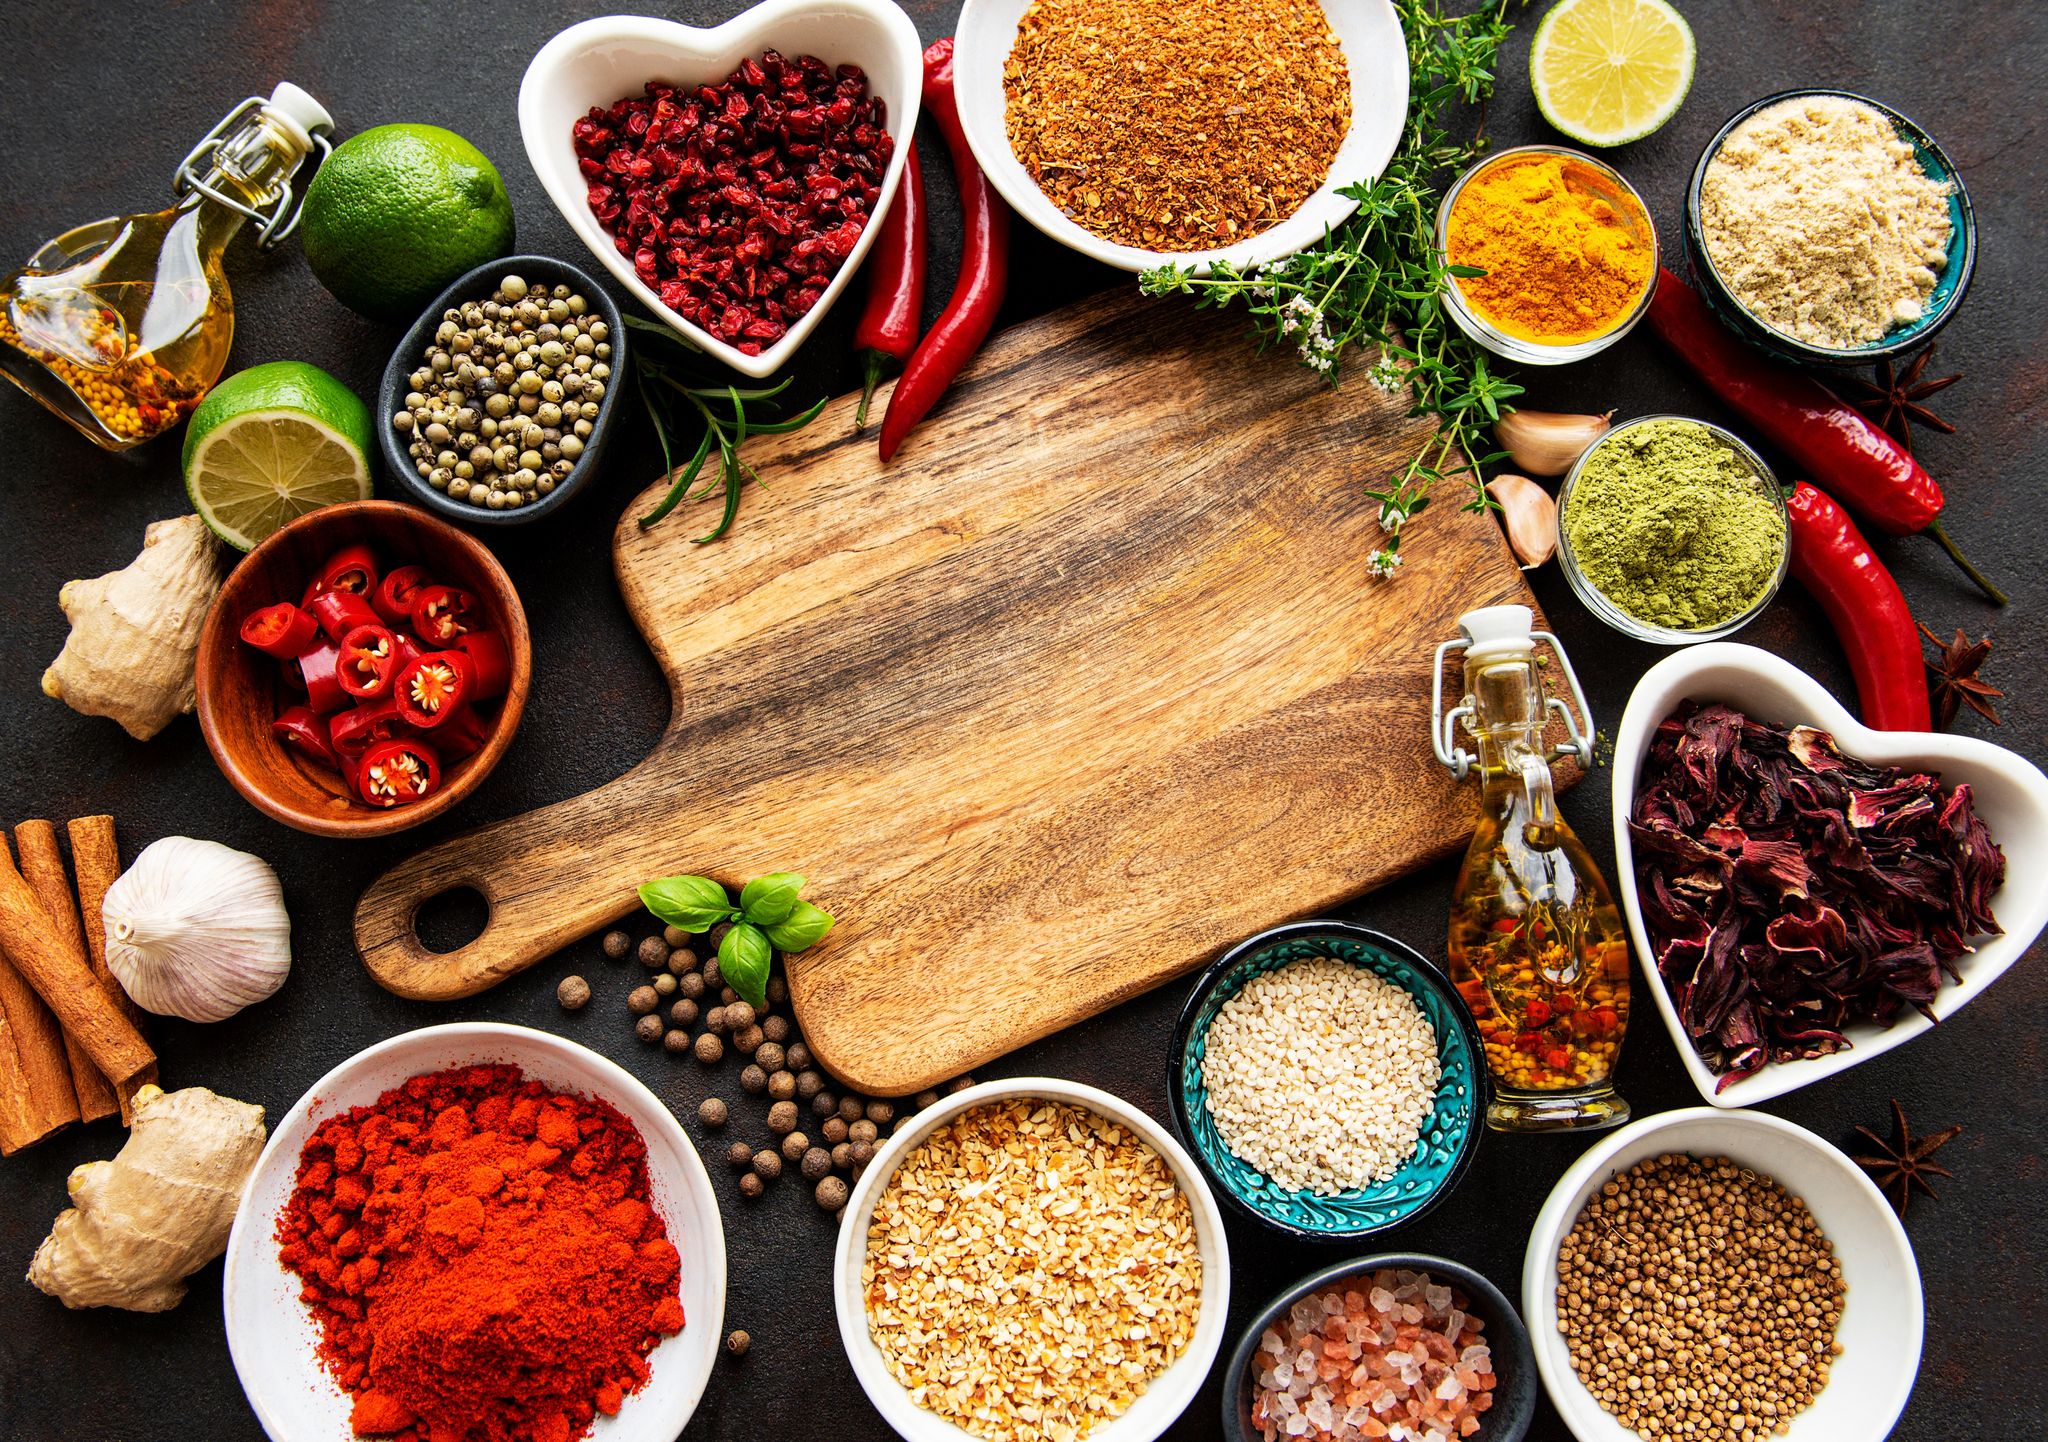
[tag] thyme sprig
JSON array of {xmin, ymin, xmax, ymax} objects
[
  {"xmin": 1140, "ymin": 0, "xmax": 1523, "ymax": 577},
  {"xmin": 625, "ymin": 315, "xmax": 828, "ymax": 543}
]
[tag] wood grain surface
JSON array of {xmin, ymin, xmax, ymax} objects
[{"xmin": 354, "ymin": 290, "xmax": 1554, "ymax": 1093}]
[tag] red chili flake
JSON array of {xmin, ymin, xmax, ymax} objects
[{"xmin": 573, "ymin": 52, "xmax": 893, "ymax": 355}]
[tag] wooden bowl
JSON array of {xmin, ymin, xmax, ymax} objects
[{"xmin": 195, "ymin": 501, "xmax": 531, "ymax": 837}]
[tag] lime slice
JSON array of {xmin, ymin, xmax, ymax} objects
[
  {"xmin": 183, "ymin": 361, "xmax": 373, "ymax": 550},
  {"xmin": 1530, "ymin": 0, "xmax": 1696, "ymax": 147}
]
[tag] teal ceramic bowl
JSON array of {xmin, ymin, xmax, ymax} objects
[
  {"xmin": 1168, "ymin": 921, "xmax": 1486, "ymax": 1242},
  {"xmin": 1684, "ymin": 89, "xmax": 1976, "ymax": 367}
]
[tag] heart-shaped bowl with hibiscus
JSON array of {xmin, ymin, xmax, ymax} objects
[
  {"xmin": 519, "ymin": 0, "xmax": 923, "ymax": 378},
  {"xmin": 1611, "ymin": 642, "xmax": 2048, "ymax": 1108}
]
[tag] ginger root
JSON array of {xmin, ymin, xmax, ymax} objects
[
  {"xmin": 28, "ymin": 1082, "xmax": 266, "ymax": 1311},
  {"xmin": 42, "ymin": 514, "xmax": 225, "ymax": 741}
]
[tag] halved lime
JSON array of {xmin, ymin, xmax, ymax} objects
[
  {"xmin": 1530, "ymin": 0, "xmax": 1696, "ymax": 147},
  {"xmin": 183, "ymin": 361, "xmax": 373, "ymax": 550}
]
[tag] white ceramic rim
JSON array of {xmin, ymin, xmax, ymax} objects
[
  {"xmin": 221, "ymin": 1022, "xmax": 727, "ymax": 1442},
  {"xmin": 832, "ymin": 1078, "xmax": 1233, "ymax": 1442},
  {"xmin": 1520, "ymin": 1107, "xmax": 1922, "ymax": 1442},
  {"xmin": 1610, "ymin": 643, "xmax": 2048, "ymax": 1106},
  {"xmin": 950, "ymin": 0, "xmax": 1411, "ymax": 275},
  {"xmin": 517, "ymin": 0, "xmax": 924, "ymax": 378}
]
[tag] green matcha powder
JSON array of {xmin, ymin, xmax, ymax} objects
[{"xmin": 1562, "ymin": 419, "xmax": 1785, "ymax": 631}]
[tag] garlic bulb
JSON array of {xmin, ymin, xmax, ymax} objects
[
  {"xmin": 1493, "ymin": 409, "xmax": 1612, "ymax": 476},
  {"xmin": 1486, "ymin": 474, "xmax": 1558, "ymax": 569},
  {"xmin": 101, "ymin": 838, "xmax": 291, "ymax": 1022}
]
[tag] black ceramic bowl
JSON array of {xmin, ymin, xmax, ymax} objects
[
  {"xmin": 1223, "ymin": 1253, "xmax": 1538, "ymax": 1442},
  {"xmin": 1683, "ymin": 89, "xmax": 1976, "ymax": 368},
  {"xmin": 377, "ymin": 254, "xmax": 627, "ymax": 527}
]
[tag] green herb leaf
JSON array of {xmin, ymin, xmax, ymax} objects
[
  {"xmin": 718, "ymin": 922, "xmax": 774, "ymax": 1009},
  {"xmin": 637, "ymin": 875, "xmax": 737, "ymax": 933},
  {"xmin": 740, "ymin": 871, "xmax": 805, "ymax": 926},
  {"xmin": 764, "ymin": 900, "xmax": 834, "ymax": 953}
]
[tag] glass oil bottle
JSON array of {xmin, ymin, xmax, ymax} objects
[
  {"xmin": 0, "ymin": 83, "xmax": 332, "ymax": 449},
  {"xmin": 1432, "ymin": 605, "xmax": 1631, "ymax": 1132}
]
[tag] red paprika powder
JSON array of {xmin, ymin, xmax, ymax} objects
[{"xmin": 276, "ymin": 1065, "xmax": 687, "ymax": 1442}]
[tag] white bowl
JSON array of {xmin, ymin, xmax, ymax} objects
[
  {"xmin": 1612, "ymin": 643, "xmax": 2048, "ymax": 1107},
  {"xmin": 833, "ymin": 1078, "xmax": 1232, "ymax": 1442},
  {"xmin": 519, "ymin": 1, "xmax": 924, "ymax": 378},
  {"xmin": 952, "ymin": 0, "xmax": 1410, "ymax": 274},
  {"xmin": 1522, "ymin": 1108, "xmax": 1922, "ymax": 1442},
  {"xmin": 223, "ymin": 1023, "xmax": 726, "ymax": 1442}
]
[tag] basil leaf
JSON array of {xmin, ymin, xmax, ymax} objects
[
  {"xmin": 740, "ymin": 871, "xmax": 804, "ymax": 926},
  {"xmin": 718, "ymin": 922, "xmax": 773, "ymax": 1010},
  {"xmin": 638, "ymin": 875, "xmax": 736, "ymax": 933},
  {"xmin": 764, "ymin": 900, "xmax": 833, "ymax": 953}
]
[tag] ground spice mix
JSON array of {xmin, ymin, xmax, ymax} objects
[
  {"xmin": 1003, "ymin": 0, "xmax": 1350, "ymax": 251},
  {"xmin": 276, "ymin": 1065, "xmax": 686, "ymax": 1442}
]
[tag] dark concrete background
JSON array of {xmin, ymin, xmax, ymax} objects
[{"xmin": 0, "ymin": 2, "xmax": 2042, "ymax": 1439}]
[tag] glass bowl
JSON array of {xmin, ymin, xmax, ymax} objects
[
  {"xmin": 1435, "ymin": 144, "xmax": 1659, "ymax": 366},
  {"xmin": 1555, "ymin": 414, "xmax": 1788, "ymax": 646},
  {"xmin": 1683, "ymin": 89, "xmax": 1977, "ymax": 368},
  {"xmin": 1167, "ymin": 921, "xmax": 1486, "ymax": 1243}
]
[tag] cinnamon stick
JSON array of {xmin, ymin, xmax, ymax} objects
[
  {"xmin": 67, "ymin": 815, "xmax": 151, "ymax": 1122},
  {"xmin": 0, "ymin": 1003, "xmax": 41, "ymax": 1154},
  {"xmin": 0, "ymin": 830, "xmax": 154, "ymax": 1090},
  {"xmin": 0, "ymin": 836, "xmax": 81, "ymax": 1145},
  {"xmin": 16, "ymin": 822, "xmax": 121, "ymax": 1123}
]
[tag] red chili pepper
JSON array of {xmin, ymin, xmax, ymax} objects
[
  {"xmin": 271, "ymin": 705, "xmax": 337, "ymax": 768},
  {"xmin": 372, "ymin": 564, "xmax": 430, "ymax": 628},
  {"xmin": 1785, "ymin": 481, "xmax": 1932, "ymax": 732},
  {"xmin": 296, "ymin": 642, "xmax": 350, "ymax": 716},
  {"xmin": 239, "ymin": 603, "xmax": 321, "ymax": 659},
  {"xmin": 355, "ymin": 737, "xmax": 442, "ymax": 808},
  {"xmin": 337, "ymin": 624, "xmax": 403, "ymax": 700},
  {"xmin": 394, "ymin": 651, "xmax": 473, "ymax": 730},
  {"xmin": 315, "ymin": 543, "xmax": 380, "ymax": 597},
  {"xmin": 454, "ymin": 631, "xmax": 511, "ymax": 701},
  {"xmin": 411, "ymin": 585, "xmax": 474, "ymax": 645},
  {"xmin": 853, "ymin": 144, "xmax": 927, "ymax": 430},
  {"xmin": 331, "ymin": 698, "xmax": 405, "ymax": 760},
  {"xmin": 432, "ymin": 704, "xmax": 494, "ymax": 762},
  {"xmin": 391, "ymin": 629, "xmax": 423, "ymax": 669},
  {"xmin": 1647, "ymin": 269, "xmax": 2004, "ymax": 604},
  {"xmin": 1545, "ymin": 1047, "xmax": 1572, "ymax": 1071},
  {"xmin": 307, "ymin": 588, "xmax": 382, "ymax": 645},
  {"xmin": 877, "ymin": 39, "xmax": 1009, "ymax": 464},
  {"xmin": 1524, "ymin": 999, "xmax": 1552, "ymax": 1026}
]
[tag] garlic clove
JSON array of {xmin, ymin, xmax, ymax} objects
[
  {"xmin": 1486, "ymin": 474, "xmax": 1558, "ymax": 569},
  {"xmin": 101, "ymin": 837, "xmax": 291, "ymax": 1023},
  {"xmin": 1493, "ymin": 409, "xmax": 1612, "ymax": 477}
]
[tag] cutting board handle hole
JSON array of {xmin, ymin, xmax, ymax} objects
[{"xmin": 412, "ymin": 885, "xmax": 490, "ymax": 954}]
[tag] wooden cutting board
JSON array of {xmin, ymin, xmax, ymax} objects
[{"xmin": 355, "ymin": 290, "xmax": 1555, "ymax": 1094}]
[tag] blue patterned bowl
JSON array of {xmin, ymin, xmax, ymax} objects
[{"xmin": 1168, "ymin": 921, "xmax": 1485, "ymax": 1242}]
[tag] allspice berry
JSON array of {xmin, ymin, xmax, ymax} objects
[
  {"xmin": 797, "ymin": 1070, "xmax": 824, "ymax": 1101},
  {"xmin": 667, "ymin": 950, "xmax": 696, "ymax": 977},
  {"xmin": 702, "ymin": 958, "xmax": 724, "ymax": 991},
  {"xmin": 754, "ymin": 1042, "xmax": 787, "ymax": 1073},
  {"xmin": 740, "ymin": 1064, "xmax": 768, "ymax": 1094},
  {"xmin": 724, "ymin": 1001, "xmax": 757, "ymax": 1032},
  {"xmin": 850, "ymin": 1140, "xmax": 876, "ymax": 1167},
  {"xmin": 767, "ymin": 1071, "xmax": 797, "ymax": 1101},
  {"xmin": 664, "ymin": 1029, "xmax": 693, "ymax": 1055},
  {"xmin": 786, "ymin": 1042, "xmax": 813, "ymax": 1071},
  {"xmin": 663, "ymin": 924, "xmax": 689, "ymax": 948},
  {"xmin": 865, "ymin": 1100, "xmax": 895, "ymax": 1126},
  {"xmin": 699, "ymin": 1097, "xmax": 729, "ymax": 1128},
  {"xmin": 725, "ymin": 1329, "xmax": 751, "ymax": 1357},
  {"xmin": 670, "ymin": 998, "xmax": 700, "ymax": 1027},
  {"xmin": 707, "ymin": 923, "xmax": 732, "ymax": 951},
  {"xmin": 822, "ymin": 1117, "xmax": 849, "ymax": 1144},
  {"xmin": 811, "ymin": 1090, "xmax": 838, "ymax": 1118},
  {"xmin": 627, "ymin": 985, "xmax": 659, "ymax": 1015},
  {"xmin": 556, "ymin": 975, "xmax": 591, "ymax": 1010},
  {"xmin": 913, "ymin": 1090, "xmax": 940, "ymax": 1112},
  {"xmin": 831, "ymin": 1142, "xmax": 853, "ymax": 1170},
  {"xmin": 720, "ymin": 986, "xmax": 739, "ymax": 1007},
  {"xmin": 751, "ymin": 1149, "xmax": 782, "ymax": 1180},
  {"xmin": 801, "ymin": 1146, "xmax": 832, "ymax": 1181},
  {"xmin": 849, "ymin": 1119, "xmax": 878, "ymax": 1145},
  {"xmin": 767, "ymin": 1100, "xmax": 799, "ymax": 1134},
  {"xmin": 694, "ymin": 1033, "xmax": 725, "ymax": 1064},
  {"xmin": 601, "ymin": 930, "xmax": 631, "ymax": 960},
  {"xmin": 705, "ymin": 1006, "xmax": 729, "ymax": 1034},
  {"xmin": 838, "ymin": 1095, "xmax": 865, "ymax": 1123},
  {"xmin": 726, "ymin": 1140, "xmax": 753, "ymax": 1168},
  {"xmin": 732, "ymin": 1024, "xmax": 765, "ymax": 1055},
  {"xmin": 947, "ymin": 1075, "xmax": 976, "ymax": 1094},
  {"xmin": 815, "ymin": 1176, "xmax": 848, "ymax": 1210},
  {"xmin": 738, "ymin": 1172, "xmax": 764, "ymax": 1200},
  {"xmin": 767, "ymin": 975, "xmax": 788, "ymax": 1006},
  {"xmin": 761, "ymin": 1015, "xmax": 790, "ymax": 1044},
  {"xmin": 652, "ymin": 972, "xmax": 678, "ymax": 997},
  {"xmin": 781, "ymin": 1131, "xmax": 811, "ymax": 1163},
  {"xmin": 635, "ymin": 1014, "xmax": 666, "ymax": 1044},
  {"xmin": 678, "ymin": 972, "xmax": 706, "ymax": 1000},
  {"xmin": 637, "ymin": 935, "xmax": 670, "ymax": 968}
]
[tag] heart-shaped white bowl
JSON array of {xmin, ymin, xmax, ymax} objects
[
  {"xmin": 223, "ymin": 1023, "xmax": 726, "ymax": 1442},
  {"xmin": 1611, "ymin": 642, "xmax": 2048, "ymax": 1107},
  {"xmin": 519, "ymin": 1, "xmax": 924, "ymax": 379}
]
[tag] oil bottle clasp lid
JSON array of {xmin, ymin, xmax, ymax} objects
[
  {"xmin": 172, "ymin": 83, "xmax": 335, "ymax": 249},
  {"xmin": 1429, "ymin": 605, "xmax": 1596, "ymax": 779}
]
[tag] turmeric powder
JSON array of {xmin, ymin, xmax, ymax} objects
[{"xmin": 1446, "ymin": 153, "xmax": 1654, "ymax": 343}]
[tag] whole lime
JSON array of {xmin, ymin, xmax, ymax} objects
[
  {"xmin": 300, "ymin": 124, "xmax": 515, "ymax": 322},
  {"xmin": 183, "ymin": 362, "xmax": 375, "ymax": 550}
]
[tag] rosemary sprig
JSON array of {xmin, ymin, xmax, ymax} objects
[
  {"xmin": 625, "ymin": 315, "xmax": 828, "ymax": 543},
  {"xmin": 1140, "ymin": 0, "xmax": 1523, "ymax": 577}
]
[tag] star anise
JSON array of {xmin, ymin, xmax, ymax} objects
[
  {"xmin": 1919, "ymin": 622, "xmax": 2003, "ymax": 728},
  {"xmin": 1853, "ymin": 1098, "xmax": 1962, "ymax": 1218},
  {"xmin": 1845, "ymin": 347, "xmax": 1961, "ymax": 450}
]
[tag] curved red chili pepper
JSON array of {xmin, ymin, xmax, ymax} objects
[
  {"xmin": 878, "ymin": 38, "xmax": 1009, "ymax": 464},
  {"xmin": 271, "ymin": 705, "xmax": 337, "ymax": 768},
  {"xmin": 239, "ymin": 602, "xmax": 321, "ymax": 659},
  {"xmin": 453, "ymin": 631, "xmax": 511, "ymax": 701},
  {"xmin": 330, "ymin": 697, "xmax": 405, "ymax": 760},
  {"xmin": 295, "ymin": 642, "xmax": 349, "ymax": 716},
  {"xmin": 307, "ymin": 588, "xmax": 382, "ymax": 645},
  {"xmin": 1785, "ymin": 481, "xmax": 1932, "ymax": 732},
  {"xmin": 853, "ymin": 143, "xmax": 927, "ymax": 430},
  {"xmin": 432, "ymin": 703, "xmax": 494, "ymax": 762},
  {"xmin": 355, "ymin": 737, "xmax": 442, "ymax": 808},
  {"xmin": 315, "ymin": 543, "xmax": 380, "ymax": 597},
  {"xmin": 411, "ymin": 585, "xmax": 474, "ymax": 645},
  {"xmin": 394, "ymin": 651, "xmax": 473, "ymax": 730},
  {"xmin": 1648, "ymin": 270, "xmax": 2003, "ymax": 604},
  {"xmin": 372, "ymin": 564, "xmax": 430, "ymax": 629},
  {"xmin": 338, "ymin": 623, "xmax": 403, "ymax": 700}
]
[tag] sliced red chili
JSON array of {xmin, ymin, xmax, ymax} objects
[
  {"xmin": 296, "ymin": 642, "xmax": 349, "ymax": 716},
  {"xmin": 372, "ymin": 564, "xmax": 430, "ymax": 628},
  {"xmin": 453, "ymin": 631, "xmax": 511, "ymax": 701},
  {"xmin": 316, "ymin": 543, "xmax": 380, "ymax": 597},
  {"xmin": 308, "ymin": 588, "xmax": 383, "ymax": 645},
  {"xmin": 355, "ymin": 738, "xmax": 442, "ymax": 808},
  {"xmin": 239, "ymin": 602, "xmax": 321, "ymax": 659},
  {"xmin": 338, "ymin": 623, "xmax": 403, "ymax": 700},
  {"xmin": 391, "ymin": 629, "xmax": 424, "ymax": 669},
  {"xmin": 271, "ymin": 705, "xmax": 338, "ymax": 768},
  {"xmin": 394, "ymin": 651, "xmax": 473, "ymax": 729},
  {"xmin": 411, "ymin": 585, "xmax": 474, "ymax": 645},
  {"xmin": 331, "ymin": 697, "xmax": 405, "ymax": 760},
  {"xmin": 432, "ymin": 704, "xmax": 494, "ymax": 762}
]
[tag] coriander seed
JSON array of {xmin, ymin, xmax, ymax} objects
[
  {"xmin": 698, "ymin": 1097, "xmax": 729, "ymax": 1128},
  {"xmin": 556, "ymin": 975, "xmax": 591, "ymax": 1010}
]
